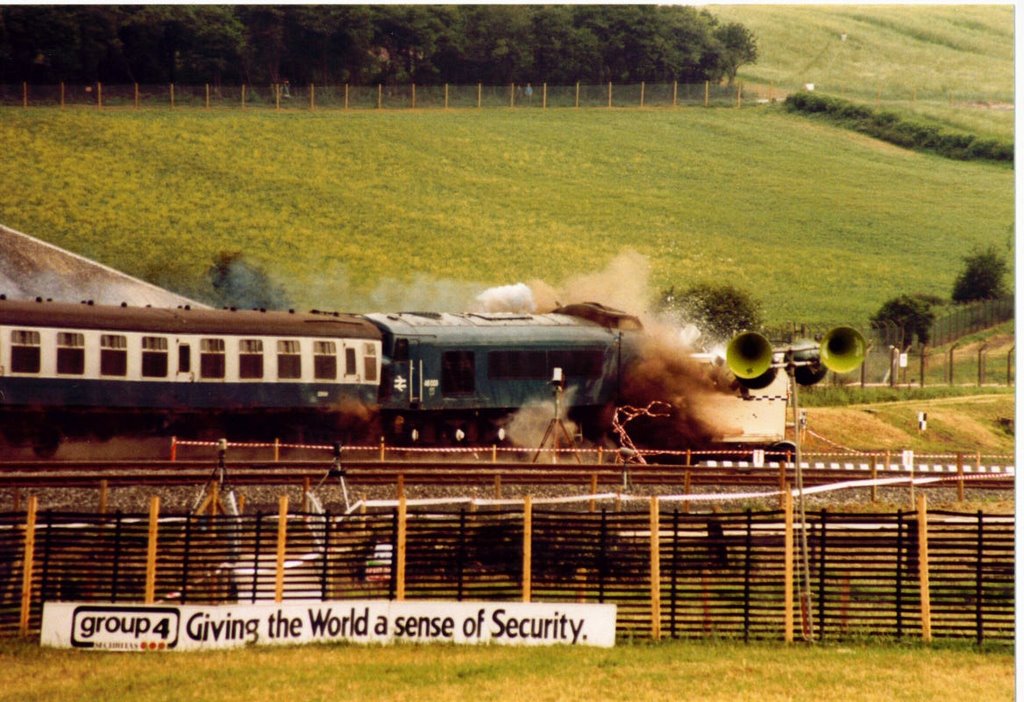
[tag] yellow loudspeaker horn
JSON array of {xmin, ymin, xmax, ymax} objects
[
  {"xmin": 726, "ymin": 331, "xmax": 774, "ymax": 380},
  {"xmin": 820, "ymin": 326, "xmax": 866, "ymax": 374}
]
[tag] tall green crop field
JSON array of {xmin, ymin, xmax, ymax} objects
[{"xmin": 0, "ymin": 105, "xmax": 1010, "ymax": 326}]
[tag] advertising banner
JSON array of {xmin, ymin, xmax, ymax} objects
[{"xmin": 41, "ymin": 600, "xmax": 617, "ymax": 651}]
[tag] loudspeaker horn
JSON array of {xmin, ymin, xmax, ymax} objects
[
  {"xmin": 726, "ymin": 331, "xmax": 774, "ymax": 380},
  {"xmin": 819, "ymin": 326, "xmax": 866, "ymax": 374}
]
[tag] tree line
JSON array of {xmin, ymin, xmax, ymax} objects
[{"xmin": 0, "ymin": 5, "xmax": 757, "ymax": 87}]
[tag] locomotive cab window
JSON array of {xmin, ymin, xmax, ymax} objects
[
  {"xmin": 56, "ymin": 332, "xmax": 85, "ymax": 375},
  {"xmin": 277, "ymin": 340, "xmax": 301, "ymax": 379},
  {"xmin": 239, "ymin": 339, "xmax": 264, "ymax": 379},
  {"xmin": 314, "ymin": 341, "xmax": 336, "ymax": 380},
  {"xmin": 441, "ymin": 350, "xmax": 474, "ymax": 396},
  {"xmin": 142, "ymin": 337, "xmax": 168, "ymax": 378},
  {"xmin": 10, "ymin": 330, "xmax": 41, "ymax": 374},
  {"xmin": 100, "ymin": 334, "xmax": 128, "ymax": 377},
  {"xmin": 200, "ymin": 338, "xmax": 226, "ymax": 379}
]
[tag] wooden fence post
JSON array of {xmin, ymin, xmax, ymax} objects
[
  {"xmin": 60, "ymin": 82, "xmax": 65, "ymax": 109},
  {"xmin": 649, "ymin": 495, "xmax": 661, "ymax": 640},
  {"xmin": 607, "ymin": 81, "xmax": 612, "ymax": 108},
  {"xmin": 22, "ymin": 81, "xmax": 28, "ymax": 108},
  {"xmin": 783, "ymin": 491, "xmax": 794, "ymax": 643},
  {"xmin": 396, "ymin": 492, "xmax": 407, "ymax": 600},
  {"xmin": 444, "ymin": 84, "xmax": 449, "ymax": 109},
  {"xmin": 956, "ymin": 453, "xmax": 965, "ymax": 503},
  {"xmin": 377, "ymin": 84, "xmax": 382, "ymax": 110},
  {"xmin": 18, "ymin": 496, "xmax": 38, "ymax": 636},
  {"xmin": 522, "ymin": 495, "xmax": 532, "ymax": 602},
  {"xmin": 275, "ymin": 495, "xmax": 288, "ymax": 603},
  {"xmin": 205, "ymin": 84, "xmax": 210, "ymax": 110},
  {"xmin": 344, "ymin": 83, "xmax": 349, "ymax": 110},
  {"xmin": 917, "ymin": 494, "xmax": 931, "ymax": 643},
  {"xmin": 704, "ymin": 80, "xmax": 709, "ymax": 107},
  {"xmin": 170, "ymin": 83, "xmax": 175, "ymax": 109},
  {"xmin": 640, "ymin": 81, "xmax": 645, "ymax": 107},
  {"xmin": 673, "ymin": 80, "xmax": 678, "ymax": 107},
  {"xmin": 310, "ymin": 83, "xmax": 315, "ymax": 111},
  {"xmin": 575, "ymin": 81, "xmax": 580, "ymax": 109},
  {"xmin": 542, "ymin": 82, "xmax": 547, "ymax": 109},
  {"xmin": 477, "ymin": 83, "xmax": 482, "ymax": 109},
  {"xmin": 144, "ymin": 496, "xmax": 160, "ymax": 604},
  {"xmin": 97, "ymin": 82, "xmax": 103, "ymax": 110},
  {"xmin": 411, "ymin": 83, "xmax": 416, "ymax": 109}
]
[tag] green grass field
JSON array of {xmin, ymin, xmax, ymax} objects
[
  {"xmin": 0, "ymin": 637, "xmax": 1014, "ymax": 702},
  {"xmin": 0, "ymin": 105, "xmax": 1012, "ymax": 327}
]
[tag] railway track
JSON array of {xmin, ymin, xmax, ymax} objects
[{"xmin": 0, "ymin": 458, "xmax": 1013, "ymax": 491}]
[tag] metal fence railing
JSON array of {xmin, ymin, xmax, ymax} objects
[{"xmin": 2, "ymin": 499, "xmax": 1013, "ymax": 643}]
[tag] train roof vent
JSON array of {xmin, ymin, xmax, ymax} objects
[{"xmin": 553, "ymin": 302, "xmax": 643, "ymax": 330}]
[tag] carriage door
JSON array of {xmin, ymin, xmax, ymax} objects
[{"xmin": 175, "ymin": 341, "xmax": 194, "ymax": 381}]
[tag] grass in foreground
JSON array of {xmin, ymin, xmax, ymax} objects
[{"xmin": 0, "ymin": 637, "xmax": 1013, "ymax": 702}]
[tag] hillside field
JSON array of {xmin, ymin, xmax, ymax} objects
[{"xmin": 0, "ymin": 105, "xmax": 1012, "ymax": 327}]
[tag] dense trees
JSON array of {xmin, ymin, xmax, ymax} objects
[{"xmin": 0, "ymin": 5, "xmax": 756, "ymax": 86}]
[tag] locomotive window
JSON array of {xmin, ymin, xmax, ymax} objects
[
  {"xmin": 100, "ymin": 334, "xmax": 128, "ymax": 377},
  {"xmin": 363, "ymin": 343, "xmax": 378, "ymax": 382},
  {"xmin": 548, "ymin": 349, "xmax": 604, "ymax": 379},
  {"xmin": 142, "ymin": 337, "xmax": 168, "ymax": 378},
  {"xmin": 441, "ymin": 350, "xmax": 475, "ymax": 396},
  {"xmin": 10, "ymin": 330, "xmax": 41, "ymax": 374},
  {"xmin": 56, "ymin": 332, "xmax": 85, "ymax": 375},
  {"xmin": 314, "ymin": 341, "xmax": 336, "ymax": 380},
  {"xmin": 392, "ymin": 338, "xmax": 409, "ymax": 362},
  {"xmin": 200, "ymin": 338, "xmax": 226, "ymax": 379},
  {"xmin": 239, "ymin": 339, "xmax": 264, "ymax": 380},
  {"xmin": 344, "ymin": 348, "xmax": 357, "ymax": 376},
  {"xmin": 488, "ymin": 350, "xmax": 547, "ymax": 379},
  {"xmin": 277, "ymin": 340, "xmax": 301, "ymax": 379}
]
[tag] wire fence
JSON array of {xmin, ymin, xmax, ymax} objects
[
  {"xmin": 1, "ymin": 496, "xmax": 1013, "ymax": 643},
  {"xmin": 0, "ymin": 81, "xmax": 779, "ymax": 111}
]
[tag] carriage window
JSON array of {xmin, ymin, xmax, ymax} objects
[
  {"xmin": 178, "ymin": 344, "xmax": 191, "ymax": 374},
  {"xmin": 344, "ymin": 348, "xmax": 357, "ymax": 376},
  {"xmin": 441, "ymin": 350, "xmax": 474, "ymax": 395},
  {"xmin": 200, "ymin": 338, "xmax": 226, "ymax": 379},
  {"xmin": 239, "ymin": 339, "xmax": 264, "ymax": 379},
  {"xmin": 363, "ymin": 343, "xmax": 378, "ymax": 382},
  {"xmin": 57, "ymin": 332, "xmax": 85, "ymax": 375},
  {"xmin": 142, "ymin": 336, "xmax": 168, "ymax": 378},
  {"xmin": 314, "ymin": 341, "xmax": 336, "ymax": 380},
  {"xmin": 11, "ymin": 330, "xmax": 41, "ymax": 373},
  {"xmin": 277, "ymin": 340, "xmax": 301, "ymax": 379},
  {"xmin": 100, "ymin": 334, "xmax": 128, "ymax": 376}
]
